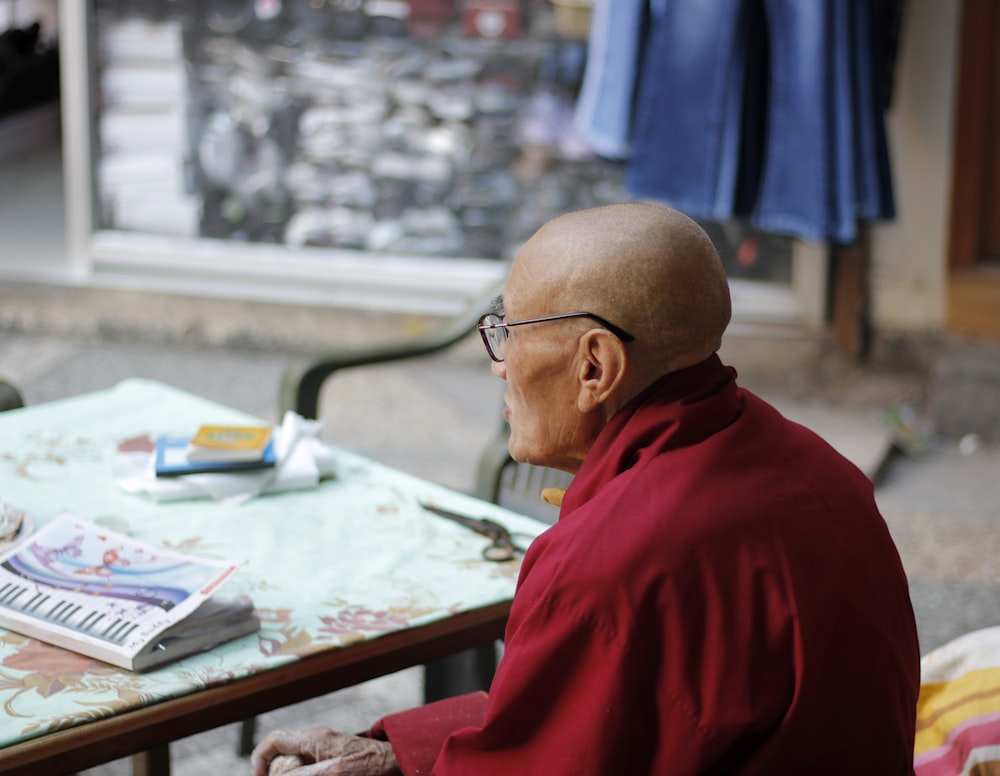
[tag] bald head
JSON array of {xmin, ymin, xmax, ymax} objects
[{"xmin": 512, "ymin": 202, "xmax": 732, "ymax": 382}]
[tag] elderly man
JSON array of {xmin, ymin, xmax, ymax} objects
[{"xmin": 252, "ymin": 203, "xmax": 919, "ymax": 775}]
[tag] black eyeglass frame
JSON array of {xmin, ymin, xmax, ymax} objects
[{"xmin": 477, "ymin": 311, "xmax": 635, "ymax": 363}]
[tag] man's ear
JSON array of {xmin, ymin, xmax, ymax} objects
[{"xmin": 576, "ymin": 330, "xmax": 627, "ymax": 414}]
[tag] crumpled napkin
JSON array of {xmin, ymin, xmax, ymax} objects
[{"xmin": 114, "ymin": 412, "xmax": 336, "ymax": 504}]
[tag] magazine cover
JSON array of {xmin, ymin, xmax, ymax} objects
[{"xmin": 0, "ymin": 512, "xmax": 248, "ymax": 669}]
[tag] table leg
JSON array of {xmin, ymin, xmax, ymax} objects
[
  {"xmin": 424, "ymin": 643, "xmax": 498, "ymax": 703},
  {"xmin": 238, "ymin": 716, "xmax": 258, "ymax": 757},
  {"xmin": 131, "ymin": 744, "xmax": 171, "ymax": 776}
]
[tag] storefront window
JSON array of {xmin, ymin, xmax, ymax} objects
[
  {"xmin": 75, "ymin": 0, "xmax": 798, "ymax": 313},
  {"xmin": 92, "ymin": 0, "xmax": 625, "ymax": 263}
]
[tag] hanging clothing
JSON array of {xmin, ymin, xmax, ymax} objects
[
  {"xmin": 574, "ymin": 0, "xmax": 904, "ymax": 244},
  {"xmin": 369, "ymin": 355, "xmax": 920, "ymax": 774}
]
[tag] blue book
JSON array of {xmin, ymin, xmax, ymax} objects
[{"xmin": 154, "ymin": 434, "xmax": 277, "ymax": 478}]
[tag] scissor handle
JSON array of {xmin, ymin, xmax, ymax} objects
[{"xmin": 482, "ymin": 542, "xmax": 516, "ymax": 562}]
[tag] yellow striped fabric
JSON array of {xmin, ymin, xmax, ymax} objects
[
  {"xmin": 916, "ymin": 667, "xmax": 1000, "ymax": 753},
  {"xmin": 915, "ymin": 627, "xmax": 1000, "ymax": 776}
]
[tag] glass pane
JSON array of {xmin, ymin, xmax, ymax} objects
[
  {"xmin": 697, "ymin": 218, "xmax": 793, "ymax": 286},
  {"xmin": 91, "ymin": 0, "xmax": 625, "ymax": 263}
]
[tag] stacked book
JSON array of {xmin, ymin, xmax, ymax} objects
[{"xmin": 155, "ymin": 424, "xmax": 276, "ymax": 477}]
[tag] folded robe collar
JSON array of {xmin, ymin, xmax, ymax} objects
[{"xmin": 560, "ymin": 353, "xmax": 743, "ymax": 516}]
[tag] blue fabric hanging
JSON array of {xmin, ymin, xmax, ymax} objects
[{"xmin": 573, "ymin": 0, "xmax": 903, "ymax": 244}]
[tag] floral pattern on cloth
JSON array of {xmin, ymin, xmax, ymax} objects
[
  {"xmin": 0, "ymin": 631, "xmax": 235, "ymax": 737},
  {"xmin": 0, "ymin": 587, "xmax": 487, "ymax": 740},
  {"xmin": 0, "ymin": 379, "xmax": 547, "ymax": 750}
]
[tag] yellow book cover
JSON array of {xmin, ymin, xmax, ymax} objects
[{"xmin": 187, "ymin": 425, "xmax": 272, "ymax": 463}]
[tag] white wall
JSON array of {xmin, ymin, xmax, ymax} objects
[{"xmin": 869, "ymin": 0, "xmax": 959, "ymax": 334}]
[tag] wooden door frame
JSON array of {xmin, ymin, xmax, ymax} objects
[{"xmin": 948, "ymin": 0, "xmax": 995, "ymax": 269}]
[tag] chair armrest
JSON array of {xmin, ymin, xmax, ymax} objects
[{"xmin": 279, "ymin": 285, "xmax": 499, "ymax": 419}]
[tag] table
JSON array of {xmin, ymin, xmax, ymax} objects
[{"xmin": 0, "ymin": 380, "xmax": 545, "ymax": 774}]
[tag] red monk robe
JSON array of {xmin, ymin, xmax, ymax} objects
[{"xmin": 370, "ymin": 355, "xmax": 920, "ymax": 775}]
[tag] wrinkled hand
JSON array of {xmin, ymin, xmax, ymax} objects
[{"xmin": 251, "ymin": 728, "xmax": 401, "ymax": 776}]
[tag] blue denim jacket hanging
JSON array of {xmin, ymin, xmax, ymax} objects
[{"xmin": 574, "ymin": 0, "xmax": 902, "ymax": 244}]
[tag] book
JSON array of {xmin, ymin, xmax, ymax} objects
[
  {"xmin": 186, "ymin": 424, "xmax": 273, "ymax": 463},
  {"xmin": 0, "ymin": 513, "xmax": 259, "ymax": 671},
  {"xmin": 154, "ymin": 434, "xmax": 277, "ymax": 478}
]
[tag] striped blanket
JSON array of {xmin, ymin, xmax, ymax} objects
[{"xmin": 915, "ymin": 627, "xmax": 1000, "ymax": 775}]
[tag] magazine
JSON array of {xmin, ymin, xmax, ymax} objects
[{"xmin": 0, "ymin": 512, "xmax": 259, "ymax": 671}]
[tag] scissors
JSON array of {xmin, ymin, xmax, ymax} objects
[{"xmin": 420, "ymin": 501, "xmax": 529, "ymax": 562}]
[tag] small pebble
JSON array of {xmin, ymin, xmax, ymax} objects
[{"xmin": 959, "ymin": 434, "xmax": 980, "ymax": 456}]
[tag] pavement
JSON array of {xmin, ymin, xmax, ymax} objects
[{"xmin": 0, "ymin": 282, "xmax": 998, "ymax": 775}]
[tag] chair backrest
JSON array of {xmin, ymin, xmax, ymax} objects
[
  {"xmin": 496, "ymin": 460, "xmax": 571, "ymax": 525},
  {"xmin": 474, "ymin": 425, "xmax": 571, "ymax": 526}
]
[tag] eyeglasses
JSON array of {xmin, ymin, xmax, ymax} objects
[{"xmin": 477, "ymin": 311, "xmax": 635, "ymax": 363}]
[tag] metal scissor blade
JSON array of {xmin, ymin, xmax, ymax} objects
[
  {"xmin": 419, "ymin": 501, "xmax": 497, "ymax": 536},
  {"xmin": 419, "ymin": 501, "xmax": 522, "ymax": 561}
]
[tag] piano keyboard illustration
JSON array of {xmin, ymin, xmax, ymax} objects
[{"xmin": 0, "ymin": 580, "xmax": 141, "ymax": 645}]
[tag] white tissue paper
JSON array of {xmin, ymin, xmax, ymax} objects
[{"xmin": 114, "ymin": 412, "xmax": 337, "ymax": 504}]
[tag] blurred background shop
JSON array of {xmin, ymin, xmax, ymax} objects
[{"xmin": 0, "ymin": 1, "xmax": 998, "ymax": 435}]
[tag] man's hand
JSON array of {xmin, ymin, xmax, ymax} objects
[{"xmin": 251, "ymin": 728, "xmax": 401, "ymax": 776}]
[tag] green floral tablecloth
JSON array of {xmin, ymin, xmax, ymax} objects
[{"xmin": 0, "ymin": 379, "xmax": 544, "ymax": 747}]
